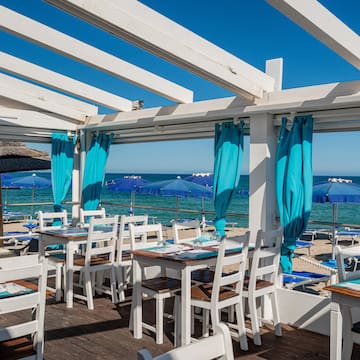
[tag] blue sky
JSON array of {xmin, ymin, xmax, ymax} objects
[{"xmin": 1, "ymin": 0, "xmax": 359, "ymax": 175}]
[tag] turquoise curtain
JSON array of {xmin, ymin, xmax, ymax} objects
[
  {"xmin": 82, "ymin": 132, "xmax": 113, "ymax": 210},
  {"xmin": 276, "ymin": 115, "xmax": 313, "ymax": 273},
  {"xmin": 51, "ymin": 133, "xmax": 77, "ymax": 213},
  {"xmin": 213, "ymin": 121, "xmax": 244, "ymax": 236}
]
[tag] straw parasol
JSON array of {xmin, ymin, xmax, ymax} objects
[{"xmin": 0, "ymin": 141, "xmax": 51, "ymax": 241}]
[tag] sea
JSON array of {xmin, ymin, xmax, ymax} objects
[{"xmin": 3, "ymin": 173, "xmax": 360, "ymax": 229}]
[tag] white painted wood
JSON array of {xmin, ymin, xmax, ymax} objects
[
  {"xmin": 79, "ymin": 208, "xmax": 106, "ymax": 226},
  {"xmin": 137, "ymin": 323, "xmax": 234, "ymax": 360},
  {"xmin": 265, "ymin": 58, "xmax": 283, "ymax": 91},
  {"xmin": 248, "ymin": 113, "xmax": 278, "ymax": 237},
  {"xmin": 0, "ymin": 6, "xmax": 193, "ymax": 104},
  {"xmin": 267, "ymin": 0, "xmax": 360, "ymax": 70},
  {"xmin": 0, "ymin": 109, "xmax": 78, "ymax": 130},
  {"xmin": 0, "ymin": 51, "xmax": 133, "ymax": 112},
  {"xmin": 172, "ymin": 220, "xmax": 201, "ymax": 244},
  {"xmin": 45, "ymin": 0, "xmax": 275, "ymax": 100},
  {"xmin": 72, "ymin": 138, "xmax": 80, "ymax": 225},
  {"xmin": 0, "ymin": 73, "xmax": 97, "ymax": 121}
]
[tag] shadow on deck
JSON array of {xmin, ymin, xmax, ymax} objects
[{"xmin": 3, "ymin": 293, "xmax": 360, "ymax": 359}]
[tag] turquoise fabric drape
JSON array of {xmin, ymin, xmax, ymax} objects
[
  {"xmin": 276, "ymin": 115, "xmax": 313, "ymax": 273},
  {"xmin": 51, "ymin": 133, "xmax": 77, "ymax": 213},
  {"xmin": 213, "ymin": 121, "xmax": 244, "ymax": 236},
  {"xmin": 82, "ymin": 133, "xmax": 113, "ymax": 210}
]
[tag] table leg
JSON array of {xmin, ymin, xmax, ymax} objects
[
  {"xmin": 330, "ymin": 300, "xmax": 342, "ymax": 360},
  {"xmin": 66, "ymin": 241, "xmax": 74, "ymax": 308},
  {"xmin": 180, "ymin": 266, "xmax": 191, "ymax": 346},
  {"xmin": 341, "ymin": 305, "xmax": 353, "ymax": 360},
  {"xmin": 132, "ymin": 258, "xmax": 142, "ymax": 339}
]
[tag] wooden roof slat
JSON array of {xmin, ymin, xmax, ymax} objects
[
  {"xmin": 0, "ymin": 5, "xmax": 193, "ymax": 104},
  {"xmin": 45, "ymin": 0, "xmax": 275, "ymax": 100},
  {"xmin": 0, "ymin": 51, "xmax": 133, "ymax": 112},
  {"xmin": 267, "ymin": 0, "xmax": 360, "ymax": 70}
]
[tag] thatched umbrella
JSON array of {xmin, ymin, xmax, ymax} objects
[{"xmin": 0, "ymin": 141, "xmax": 51, "ymax": 242}]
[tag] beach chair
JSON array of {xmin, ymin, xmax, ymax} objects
[
  {"xmin": 137, "ymin": 323, "xmax": 234, "ymax": 360},
  {"xmin": 116, "ymin": 214, "xmax": 149, "ymax": 301},
  {"xmin": 38, "ymin": 210, "xmax": 69, "ymax": 301},
  {"xmin": 335, "ymin": 245, "xmax": 360, "ymax": 359},
  {"xmin": 79, "ymin": 207, "xmax": 106, "ymax": 227},
  {"xmin": 242, "ymin": 227, "xmax": 283, "ymax": 346},
  {"xmin": 0, "ymin": 254, "xmax": 48, "ymax": 360},
  {"xmin": 72, "ymin": 216, "xmax": 119, "ymax": 310},
  {"xmin": 181, "ymin": 233, "xmax": 249, "ymax": 351},
  {"xmin": 129, "ymin": 222, "xmax": 181, "ymax": 344}
]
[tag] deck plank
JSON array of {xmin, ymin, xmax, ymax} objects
[{"xmin": 1, "ymin": 293, "xmax": 360, "ymax": 359}]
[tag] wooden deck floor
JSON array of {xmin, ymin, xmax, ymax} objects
[{"xmin": 2, "ymin": 293, "xmax": 360, "ymax": 359}]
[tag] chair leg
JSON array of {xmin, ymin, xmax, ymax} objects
[
  {"xmin": 117, "ymin": 266, "xmax": 126, "ymax": 302},
  {"xmin": 84, "ymin": 270, "xmax": 94, "ymax": 310},
  {"xmin": 270, "ymin": 291, "xmax": 282, "ymax": 337},
  {"xmin": 110, "ymin": 267, "xmax": 118, "ymax": 304},
  {"xmin": 155, "ymin": 296, "xmax": 164, "ymax": 344},
  {"xmin": 55, "ymin": 263, "xmax": 62, "ymax": 302},
  {"xmin": 235, "ymin": 302, "xmax": 248, "ymax": 351},
  {"xmin": 202, "ymin": 309, "xmax": 210, "ymax": 337},
  {"xmin": 248, "ymin": 295, "xmax": 262, "ymax": 346}
]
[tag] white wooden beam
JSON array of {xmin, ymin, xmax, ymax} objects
[
  {"xmin": 0, "ymin": 108, "xmax": 78, "ymax": 130},
  {"xmin": 267, "ymin": 0, "xmax": 360, "ymax": 70},
  {"xmin": 45, "ymin": 0, "xmax": 275, "ymax": 100},
  {"xmin": 0, "ymin": 73, "xmax": 97, "ymax": 121},
  {"xmin": 0, "ymin": 51, "xmax": 133, "ymax": 112},
  {"xmin": 266, "ymin": 58, "xmax": 283, "ymax": 91},
  {"xmin": 0, "ymin": 6, "xmax": 193, "ymax": 104}
]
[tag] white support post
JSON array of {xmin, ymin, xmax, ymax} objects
[
  {"xmin": 71, "ymin": 135, "xmax": 80, "ymax": 224},
  {"xmin": 248, "ymin": 113, "xmax": 278, "ymax": 240},
  {"xmin": 79, "ymin": 130, "xmax": 88, "ymax": 210},
  {"xmin": 265, "ymin": 58, "xmax": 283, "ymax": 91}
]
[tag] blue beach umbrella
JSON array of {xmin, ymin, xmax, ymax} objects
[
  {"xmin": 138, "ymin": 177, "xmax": 212, "ymax": 220},
  {"xmin": 106, "ymin": 175, "xmax": 149, "ymax": 214},
  {"xmin": 12, "ymin": 173, "xmax": 52, "ymax": 215},
  {"xmin": 313, "ymin": 179, "xmax": 360, "ymax": 258},
  {"xmin": 184, "ymin": 173, "xmax": 214, "ymax": 188}
]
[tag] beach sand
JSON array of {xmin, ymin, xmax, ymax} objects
[{"xmin": 2, "ymin": 220, "xmax": 339, "ymax": 294}]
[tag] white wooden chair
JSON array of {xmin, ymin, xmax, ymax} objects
[
  {"xmin": 116, "ymin": 214, "xmax": 148, "ymax": 301},
  {"xmin": 335, "ymin": 245, "xmax": 360, "ymax": 360},
  {"xmin": 72, "ymin": 216, "xmax": 119, "ymax": 310},
  {"xmin": 129, "ymin": 222, "xmax": 181, "ymax": 344},
  {"xmin": 79, "ymin": 207, "xmax": 106, "ymax": 227},
  {"xmin": 0, "ymin": 254, "xmax": 48, "ymax": 360},
  {"xmin": 242, "ymin": 227, "xmax": 283, "ymax": 346},
  {"xmin": 137, "ymin": 323, "xmax": 234, "ymax": 360},
  {"xmin": 172, "ymin": 219, "xmax": 201, "ymax": 244},
  {"xmin": 38, "ymin": 210, "xmax": 68, "ymax": 302},
  {"xmin": 184, "ymin": 233, "xmax": 250, "ymax": 351}
]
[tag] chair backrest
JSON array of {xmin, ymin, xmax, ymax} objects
[
  {"xmin": 79, "ymin": 208, "xmax": 106, "ymax": 226},
  {"xmin": 85, "ymin": 216, "xmax": 119, "ymax": 266},
  {"xmin": 129, "ymin": 223, "xmax": 163, "ymax": 250},
  {"xmin": 335, "ymin": 245, "xmax": 360, "ymax": 282},
  {"xmin": 172, "ymin": 220, "xmax": 201, "ymax": 244},
  {"xmin": 248, "ymin": 227, "xmax": 283, "ymax": 289},
  {"xmin": 212, "ymin": 232, "xmax": 250, "ymax": 301},
  {"xmin": 137, "ymin": 323, "xmax": 234, "ymax": 360},
  {"xmin": 117, "ymin": 214, "xmax": 149, "ymax": 263},
  {"xmin": 0, "ymin": 254, "xmax": 48, "ymax": 359},
  {"xmin": 38, "ymin": 210, "xmax": 68, "ymax": 231}
]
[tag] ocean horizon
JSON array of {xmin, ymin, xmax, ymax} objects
[{"xmin": 3, "ymin": 172, "xmax": 360, "ymax": 229}]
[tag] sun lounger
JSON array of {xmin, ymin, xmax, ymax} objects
[
  {"xmin": 3, "ymin": 231, "xmax": 39, "ymax": 255},
  {"xmin": 2, "ymin": 210, "xmax": 31, "ymax": 222},
  {"xmin": 283, "ymin": 271, "xmax": 330, "ymax": 289}
]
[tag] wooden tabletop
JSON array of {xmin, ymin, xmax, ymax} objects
[{"xmin": 324, "ymin": 284, "xmax": 360, "ymax": 298}]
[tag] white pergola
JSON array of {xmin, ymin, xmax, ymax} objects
[{"xmin": 0, "ymin": 0, "xmax": 360, "ymax": 334}]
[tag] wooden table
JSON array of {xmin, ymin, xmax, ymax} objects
[
  {"xmin": 39, "ymin": 228, "xmax": 88, "ymax": 308},
  {"xmin": 131, "ymin": 246, "xmax": 219, "ymax": 346},
  {"xmin": 324, "ymin": 284, "xmax": 360, "ymax": 360}
]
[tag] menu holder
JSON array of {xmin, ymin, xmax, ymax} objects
[{"xmin": 0, "ymin": 282, "xmax": 34, "ymax": 299}]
